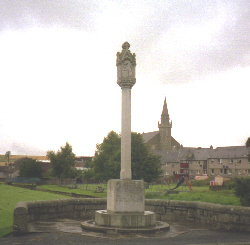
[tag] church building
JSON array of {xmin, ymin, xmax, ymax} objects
[
  {"xmin": 142, "ymin": 97, "xmax": 250, "ymax": 180},
  {"xmin": 142, "ymin": 97, "xmax": 181, "ymax": 151}
]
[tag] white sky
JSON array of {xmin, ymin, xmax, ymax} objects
[{"xmin": 0, "ymin": 0, "xmax": 250, "ymax": 156}]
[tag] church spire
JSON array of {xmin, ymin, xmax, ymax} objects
[
  {"xmin": 158, "ymin": 97, "xmax": 172, "ymax": 150},
  {"xmin": 160, "ymin": 96, "xmax": 171, "ymax": 126}
]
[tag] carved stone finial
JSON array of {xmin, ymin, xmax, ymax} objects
[{"xmin": 122, "ymin": 42, "xmax": 130, "ymax": 50}]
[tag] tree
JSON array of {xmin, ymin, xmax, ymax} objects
[
  {"xmin": 5, "ymin": 151, "xmax": 11, "ymax": 166},
  {"xmin": 19, "ymin": 158, "xmax": 43, "ymax": 178},
  {"xmin": 246, "ymin": 137, "xmax": 250, "ymax": 163},
  {"xmin": 92, "ymin": 131, "xmax": 121, "ymax": 181},
  {"xmin": 5, "ymin": 151, "xmax": 11, "ymax": 180},
  {"xmin": 131, "ymin": 132, "xmax": 162, "ymax": 182},
  {"xmin": 91, "ymin": 131, "xmax": 162, "ymax": 182},
  {"xmin": 47, "ymin": 142, "xmax": 76, "ymax": 180},
  {"xmin": 234, "ymin": 177, "xmax": 250, "ymax": 206}
]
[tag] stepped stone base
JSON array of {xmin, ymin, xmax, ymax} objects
[
  {"xmin": 81, "ymin": 220, "xmax": 170, "ymax": 234},
  {"xmin": 95, "ymin": 210, "xmax": 156, "ymax": 228}
]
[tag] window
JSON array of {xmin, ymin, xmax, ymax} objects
[
  {"xmin": 196, "ymin": 170, "xmax": 200, "ymax": 174},
  {"xmin": 219, "ymin": 159, "xmax": 223, "ymax": 164},
  {"xmin": 211, "ymin": 169, "xmax": 214, "ymax": 175},
  {"xmin": 211, "ymin": 159, "xmax": 214, "ymax": 163},
  {"xmin": 229, "ymin": 159, "xmax": 233, "ymax": 164},
  {"xmin": 190, "ymin": 170, "xmax": 193, "ymax": 174},
  {"xmin": 220, "ymin": 169, "xmax": 223, "ymax": 174},
  {"xmin": 228, "ymin": 169, "xmax": 232, "ymax": 174},
  {"xmin": 165, "ymin": 171, "xmax": 169, "ymax": 176},
  {"xmin": 203, "ymin": 170, "xmax": 207, "ymax": 175}
]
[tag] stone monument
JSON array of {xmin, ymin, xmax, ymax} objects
[{"xmin": 82, "ymin": 42, "xmax": 169, "ymax": 233}]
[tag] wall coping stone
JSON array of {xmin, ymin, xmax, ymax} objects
[{"xmin": 13, "ymin": 198, "xmax": 250, "ymax": 235}]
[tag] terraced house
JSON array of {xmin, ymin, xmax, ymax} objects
[{"xmin": 142, "ymin": 98, "xmax": 250, "ymax": 180}]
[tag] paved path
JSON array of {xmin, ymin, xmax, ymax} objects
[{"xmin": 2, "ymin": 219, "xmax": 250, "ymax": 245}]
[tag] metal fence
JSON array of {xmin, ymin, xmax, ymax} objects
[{"xmin": 8, "ymin": 177, "xmax": 40, "ymax": 184}]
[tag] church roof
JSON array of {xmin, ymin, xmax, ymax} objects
[{"xmin": 142, "ymin": 131, "xmax": 159, "ymax": 143}]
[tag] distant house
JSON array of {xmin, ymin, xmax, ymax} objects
[
  {"xmin": 0, "ymin": 166, "xmax": 8, "ymax": 178},
  {"xmin": 142, "ymin": 98, "xmax": 250, "ymax": 180},
  {"xmin": 74, "ymin": 156, "xmax": 92, "ymax": 171}
]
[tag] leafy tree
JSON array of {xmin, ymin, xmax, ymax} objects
[
  {"xmin": 246, "ymin": 137, "xmax": 250, "ymax": 148},
  {"xmin": 246, "ymin": 137, "xmax": 250, "ymax": 163},
  {"xmin": 92, "ymin": 131, "xmax": 162, "ymax": 182},
  {"xmin": 82, "ymin": 168, "xmax": 94, "ymax": 190},
  {"xmin": 5, "ymin": 151, "xmax": 11, "ymax": 180},
  {"xmin": 19, "ymin": 159, "xmax": 43, "ymax": 178},
  {"xmin": 92, "ymin": 131, "xmax": 121, "ymax": 181},
  {"xmin": 131, "ymin": 132, "xmax": 162, "ymax": 182},
  {"xmin": 5, "ymin": 151, "xmax": 11, "ymax": 166},
  {"xmin": 47, "ymin": 142, "xmax": 76, "ymax": 180},
  {"xmin": 234, "ymin": 177, "xmax": 250, "ymax": 206}
]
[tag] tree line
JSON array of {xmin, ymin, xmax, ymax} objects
[{"xmin": 18, "ymin": 131, "xmax": 162, "ymax": 183}]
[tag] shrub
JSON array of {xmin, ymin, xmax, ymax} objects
[
  {"xmin": 224, "ymin": 178, "xmax": 237, "ymax": 190},
  {"xmin": 190, "ymin": 179, "xmax": 210, "ymax": 187},
  {"xmin": 234, "ymin": 177, "xmax": 250, "ymax": 206}
]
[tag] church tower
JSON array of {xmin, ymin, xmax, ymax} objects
[{"xmin": 158, "ymin": 97, "xmax": 172, "ymax": 150}]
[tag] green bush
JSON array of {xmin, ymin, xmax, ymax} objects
[
  {"xmin": 224, "ymin": 178, "xmax": 237, "ymax": 190},
  {"xmin": 234, "ymin": 177, "xmax": 250, "ymax": 206},
  {"xmin": 190, "ymin": 179, "xmax": 209, "ymax": 187}
]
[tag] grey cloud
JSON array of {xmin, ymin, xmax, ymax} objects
[
  {"xmin": 158, "ymin": 1, "xmax": 250, "ymax": 84},
  {"xmin": 0, "ymin": 0, "xmax": 98, "ymax": 31},
  {"xmin": 4, "ymin": 142, "xmax": 46, "ymax": 155}
]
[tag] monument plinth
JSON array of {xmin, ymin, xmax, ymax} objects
[{"xmin": 81, "ymin": 42, "xmax": 169, "ymax": 233}]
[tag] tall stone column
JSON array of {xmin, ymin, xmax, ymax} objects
[
  {"xmin": 121, "ymin": 87, "xmax": 132, "ymax": 179},
  {"xmin": 116, "ymin": 42, "xmax": 136, "ymax": 180},
  {"xmin": 82, "ymin": 42, "xmax": 168, "ymax": 232}
]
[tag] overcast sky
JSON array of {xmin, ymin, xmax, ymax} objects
[{"xmin": 0, "ymin": 0, "xmax": 249, "ymax": 156}]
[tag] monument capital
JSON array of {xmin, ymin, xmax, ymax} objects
[{"xmin": 116, "ymin": 42, "xmax": 136, "ymax": 88}]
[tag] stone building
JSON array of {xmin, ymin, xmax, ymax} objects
[
  {"xmin": 207, "ymin": 146, "xmax": 250, "ymax": 177},
  {"xmin": 142, "ymin": 97, "xmax": 181, "ymax": 151},
  {"xmin": 142, "ymin": 98, "xmax": 250, "ymax": 180}
]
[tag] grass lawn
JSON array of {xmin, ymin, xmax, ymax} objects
[
  {"xmin": 145, "ymin": 184, "xmax": 241, "ymax": 206},
  {"xmin": 40, "ymin": 184, "xmax": 241, "ymax": 206},
  {"xmin": 0, "ymin": 183, "xmax": 69, "ymax": 238}
]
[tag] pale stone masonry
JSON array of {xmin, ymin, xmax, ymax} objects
[
  {"xmin": 116, "ymin": 41, "xmax": 136, "ymax": 180},
  {"xmin": 142, "ymin": 98, "xmax": 250, "ymax": 179},
  {"xmin": 13, "ymin": 198, "xmax": 250, "ymax": 235},
  {"xmin": 92, "ymin": 42, "xmax": 157, "ymax": 230},
  {"xmin": 156, "ymin": 146, "xmax": 250, "ymax": 179}
]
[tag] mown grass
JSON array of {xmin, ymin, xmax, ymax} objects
[
  {"xmin": 145, "ymin": 185, "xmax": 241, "ymax": 206},
  {"xmin": 40, "ymin": 184, "xmax": 241, "ymax": 206},
  {"xmin": 0, "ymin": 183, "xmax": 69, "ymax": 238}
]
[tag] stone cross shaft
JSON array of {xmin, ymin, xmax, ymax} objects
[{"xmin": 116, "ymin": 42, "xmax": 136, "ymax": 179}]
